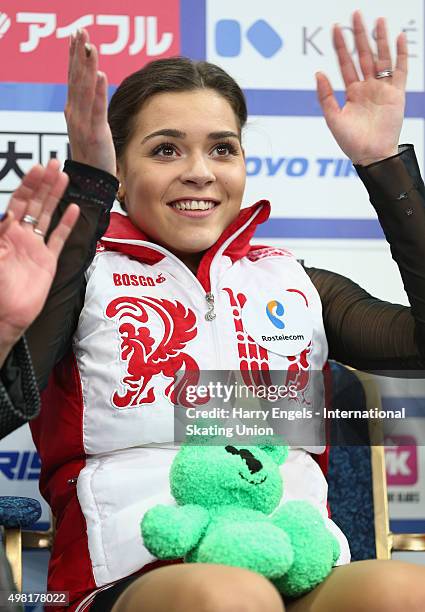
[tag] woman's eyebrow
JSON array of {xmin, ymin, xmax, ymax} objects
[
  {"xmin": 141, "ymin": 129, "xmax": 239, "ymax": 144},
  {"xmin": 208, "ymin": 131, "xmax": 239, "ymax": 140},
  {"xmin": 141, "ymin": 129, "xmax": 185, "ymax": 144}
]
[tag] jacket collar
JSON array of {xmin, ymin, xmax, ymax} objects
[
  {"xmin": 101, "ymin": 200, "xmax": 271, "ymax": 288},
  {"xmin": 103, "ymin": 201, "xmax": 270, "ymax": 259}
]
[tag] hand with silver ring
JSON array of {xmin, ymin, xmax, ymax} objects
[
  {"xmin": 0, "ymin": 160, "xmax": 79, "ymax": 366},
  {"xmin": 316, "ymin": 11, "xmax": 407, "ymax": 166}
]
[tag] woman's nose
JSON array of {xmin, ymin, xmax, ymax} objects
[{"xmin": 180, "ymin": 153, "xmax": 216, "ymax": 186}]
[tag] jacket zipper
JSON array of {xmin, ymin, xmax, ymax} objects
[{"xmin": 205, "ymin": 292, "xmax": 216, "ymax": 321}]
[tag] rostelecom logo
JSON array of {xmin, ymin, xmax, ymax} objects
[{"xmin": 266, "ymin": 300, "xmax": 285, "ymax": 329}]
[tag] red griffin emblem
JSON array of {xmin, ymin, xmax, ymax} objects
[
  {"xmin": 223, "ymin": 287, "xmax": 311, "ymax": 400},
  {"xmin": 106, "ymin": 296, "xmax": 207, "ymax": 408}
]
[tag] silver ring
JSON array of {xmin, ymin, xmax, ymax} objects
[
  {"xmin": 376, "ymin": 69, "xmax": 393, "ymax": 79},
  {"xmin": 33, "ymin": 228, "xmax": 45, "ymax": 237},
  {"xmin": 22, "ymin": 214, "xmax": 38, "ymax": 227}
]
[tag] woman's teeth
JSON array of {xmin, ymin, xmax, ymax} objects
[{"xmin": 171, "ymin": 200, "xmax": 216, "ymax": 211}]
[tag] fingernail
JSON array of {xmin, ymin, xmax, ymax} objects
[
  {"xmin": 77, "ymin": 28, "xmax": 83, "ymax": 38},
  {"xmin": 85, "ymin": 42, "xmax": 92, "ymax": 58}
]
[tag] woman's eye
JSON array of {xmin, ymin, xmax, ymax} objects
[
  {"xmin": 213, "ymin": 143, "xmax": 237, "ymax": 156},
  {"xmin": 153, "ymin": 143, "xmax": 177, "ymax": 157}
]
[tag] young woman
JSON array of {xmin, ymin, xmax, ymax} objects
[{"xmin": 22, "ymin": 10, "xmax": 425, "ymax": 612}]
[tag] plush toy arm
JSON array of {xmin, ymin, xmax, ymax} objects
[
  {"xmin": 141, "ymin": 504, "xmax": 210, "ymax": 559},
  {"xmin": 271, "ymin": 501, "xmax": 340, "ymax": 597}
]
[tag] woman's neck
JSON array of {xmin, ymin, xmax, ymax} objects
[{"xmin": 176, "ymin": 251, "xmax": 204, "ymax": 275}]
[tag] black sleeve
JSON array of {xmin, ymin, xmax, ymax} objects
[
  {"xmin": 26, "ymin": 161, "xmax": 119, "ymax": 390},
  {"xmin": 304, "ymin": 145, "xmax": 425, "ymax": 371},
  {"xmin": 0, "ymin": 337, "xmax": 40, "ymax": 440}
]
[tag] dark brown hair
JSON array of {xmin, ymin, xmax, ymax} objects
[{"xmin": 108, "ymin": 56, "xmax": 247, "ymax": 161}]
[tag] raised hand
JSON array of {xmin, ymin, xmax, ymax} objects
[
  {"xmin": 316, "ymin": 11, "xmax": 407, "ymax": 166},
  {"xmin": 65, "ymin": 29, "xmax": 116, "ymax": 175},
  {"xmin": 0, "ymin": 160, "xmax": 79, "ymax": 365}
]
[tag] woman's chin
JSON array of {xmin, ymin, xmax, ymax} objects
[{"xmin": 164, "ymin": 233, "xmax": 221, "ymax": 257}]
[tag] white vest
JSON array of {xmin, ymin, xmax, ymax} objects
[{"xmin": 72, "ymin": 203, "xmax": 350, "ymax": 587}]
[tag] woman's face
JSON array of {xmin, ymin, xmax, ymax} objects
[{"xmin": 118, "ymin": 89, "xmax": 246, "ymax": 270}]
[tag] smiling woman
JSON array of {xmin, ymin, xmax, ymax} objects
[
  {"xmin": 25, "ymin": 11, "xmax": 425, "ymax": 612},
  {"xmin": 114, "ymin": 88, "xmax": 246, "ymax": 271},
  {"xmin": 104, "ymin": 57, "xmax": 248, "ymax": 271}
]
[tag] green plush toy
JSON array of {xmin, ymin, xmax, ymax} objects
[{"xmin": 141, "ymin": 444, "xmax": 340, "ymax": 597}]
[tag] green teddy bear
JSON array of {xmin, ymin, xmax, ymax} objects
[{"xmin": 141, "ymin": 444, "xmax": 340, "ymax": 597}]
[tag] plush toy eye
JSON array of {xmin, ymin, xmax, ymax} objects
[{"xmin": 225, "ymin": 446, "xmax": 263, "ymax": 474}]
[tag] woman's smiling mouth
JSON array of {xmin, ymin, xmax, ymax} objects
[{"xmin": 168, "ymin": 198, "xmax": 220, "ymax": 217}]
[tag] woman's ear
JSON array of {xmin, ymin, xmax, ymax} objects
[
  {"xmin": 116, "ymin": 164, "xmax": 127, "ymax": 210},
  {"xmin": 117, "ymin": 184, "xmax": 126, "ymax": 205}
]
